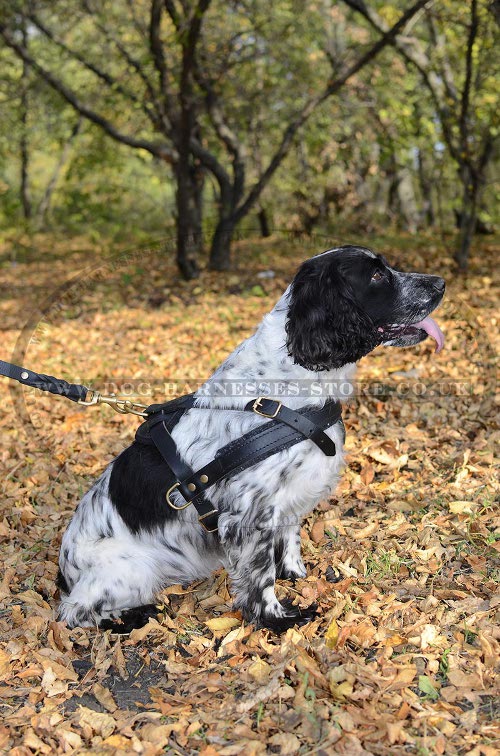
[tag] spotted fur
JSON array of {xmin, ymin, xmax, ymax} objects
[{"xmin": 57, "ymin": 246, "xmax": 445, "ymax": 632}]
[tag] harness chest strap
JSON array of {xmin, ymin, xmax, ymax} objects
[{"xmin": 143, "ymin": 397, "xmax": 343, "ymax": 532}]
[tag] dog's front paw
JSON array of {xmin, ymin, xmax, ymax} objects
[
  {"xmin": 276, "ymin": 563, "xmax": 307, "ymax": 582},
  {"xmin": 99, "ymin": 604, "xmax": 159, "ymax": 633},
  {"xmin": 258, "ymin": 599, "xmax": 318, "ymax": 634}
]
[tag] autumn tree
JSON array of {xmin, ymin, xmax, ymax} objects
[
  {"xmin": 343, "ymin": 0, "xmax": 499, "ymax": 270},
  {"xmin": 1, "ymin": 0, "xmax": 431, "ymax": 275},
  {"xmin": 187, "ymin": 0, "xmax": 432, "ymax": 269}
]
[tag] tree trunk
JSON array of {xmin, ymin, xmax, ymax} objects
[
  {"xmin": 258, "ymin": 207, "xmax": 271, "ymax": 237},
  {"xmin": 191, "ymin": 161, "xmax": 204, "ymax": 248},
  {"xmin": 209, "ymin": 215, "xmax": 237, "ymax": 271},
  {"xmin": 455, "ymin": 167, "xmax": 478, "ymax": 271},
  {"xmin": 417, "ymin": 148, "xmax": 435, "ymax": 226},
  {"xmin": 36, "ymin": 118, "xmax": 82, "ymax": 227},
  {"xmin": 175, "ymin": 159, "xmax": 204, "ymax": 280},
  {"xmin": 392, "ymin": 167, "xmax": 418, "ymax": 232},
  {"xmin": 20, "ymin": 24, "xmax": 32, "ymax": 220}
]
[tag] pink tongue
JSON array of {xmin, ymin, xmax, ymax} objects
[{"xmin": 414, "ymin": 316, "xmax": 445, "ymax": 353}]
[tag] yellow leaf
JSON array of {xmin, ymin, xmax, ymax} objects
[
  {"xmin": 387, "ymin": 666, "xmax": 416, "ymax": 690},
  {"xmin": 78, "ymin": 706, "xmax": 116, "ymax": 738},
  {"xmin": 0, "ymin": 649, "xmax": 11, "ymax": 679},
  {"xmin": 205, "ymin": 617, "xmax": 241, "ymax": 633},
  {"xmin": 102, "ymin": 735, "xmax": 131, "ymax": 749},
  {"xmin": 310, "ymin": 518, "xmax": 325, "ymax": 543},
  {"xmin": 58, "ymin": 730, "xmax": 83, "ymax": 750},
  {"xmin": 92, "ymin": 683, "xmax": 117, "ymax": 712},
  {"xmin": 219, "ymin": 625, "xmax": 247, "ymax": 652},
  {"xmin": 325, "ymin": 618, "xmax": 339, "ymax": 649},
  {"xmin": 41, "ymin": 667, "xmax": 68, "ymax": 697},
  {"xmin": 268, "ymin": 733, "xmax": 301, "ymax": 754},
  {"xmin": 329, "ymin": 679, "xmax": 354, "ymax": 700},
  {"xmin": 352, "ymin": 522, "xmax": 378, "ymax": 540},
  {"xmin": 33, "ymin": 653, "xmax": 78, "ymax": 681},
  {"xmin": 449, "ymin": 500, "xmax": 474, "ymax": 514},
  {"xmin": 248, "ymin": 657, "xmax": 272, "ymax": 683}
]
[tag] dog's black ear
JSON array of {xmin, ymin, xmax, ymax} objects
[{"xmin": 285, "ymin": 259, "xmax": 377, "ymax": 370}]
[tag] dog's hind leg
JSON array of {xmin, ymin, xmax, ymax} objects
[
  {"xmin": 57, "ymin": 539, "xmax": 163, "ymax": 631},
  {"xmin": 220, "ymin": 505, "xmax": 316, "ymax": 633}
]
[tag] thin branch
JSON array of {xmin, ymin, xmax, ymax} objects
[
  {"xmin": 193, "ymin": 38, "xmax": 245, "ymax": 204},
  {"xmin": 163, "ymin": 0, "xmax": 182, "ymax": 31},
  {"xmin": 0, "ymin": 24, "xmax": 176, "ymax": 163},
  {"xmin": 125, "ymin": 0, "xmax": 149, "ymax": 37},
  {"xmin": 426, "ymin": 13, "xmax": 458, "ymax": 103},
  {"xmin": 184, "ymin": 0, "xmax": 212, "ymax": 60},
  {"xmin": 149, "ymin": 0, "xmax": 177, "ymax": 120},
  {"xmin": 28, "ymin": 11, "xmax": 158, "ymax": 126},
  {"xmin": 342, "ymin": 0, "xmax": 461, "ymax": 162},
  {"xmin": 235, "ymin": 0, "xmax": 432, "ymax": 221},
  {"xmin": 459, "ymin": 0, "xmax": 478, "ymax": 157},
  {"xmin": 80, "ymin": 0, "xmax": 168, "ymax": 133},
  {"xmin": 189, "ymin": 136, "xmax": 231, "ymax": 192}
]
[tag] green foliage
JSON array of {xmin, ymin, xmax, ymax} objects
[{"xmin": 0, "ymin": 0, "xmax": 498, "ymax": 248}]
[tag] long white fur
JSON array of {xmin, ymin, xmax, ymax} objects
[{"xmin": 58, "ymin": 281, "xmax": 352, "ymax": 628}]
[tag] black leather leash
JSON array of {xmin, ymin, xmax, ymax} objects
[
  {"xmin": 0, "ymin": 359, "xmax": 89, "ymax": 403},
  {"xmin": 0, "ymin": 358, "xmax": 148, "ymax": 416},
  {"xmin": 1, "ymin": 358, "xmax": 343, "ymax": 533}
]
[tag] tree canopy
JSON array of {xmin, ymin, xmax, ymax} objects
[{"xmin": 1, "ymin": 1, "xmax": 498, "ymax": 274}]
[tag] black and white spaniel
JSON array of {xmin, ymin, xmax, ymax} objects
[{"xmin": 57, "ymin": 245, "xmax": 445, "ymax": 632}]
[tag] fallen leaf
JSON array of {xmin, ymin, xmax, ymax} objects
[
  {"xmin": 205, "ymin": 617, "xmax": 241, "ymax": 632},
  {"xmin": 248, "ymin": 658, "xmax": 272, "ymax": 683},
  {"xmin": 92, "ymin": 683, "xmax": 117, "ymax": 712}
]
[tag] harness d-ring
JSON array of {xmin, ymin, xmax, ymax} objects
[{"xmin": 166, "ymin": 481, "xmax": 190, "ymax": 509}]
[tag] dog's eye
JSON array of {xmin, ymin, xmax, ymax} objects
[{"xmin": 371, "ymin": 271, "xmax": 384, "ymax": 282}]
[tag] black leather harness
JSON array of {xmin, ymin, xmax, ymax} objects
[
  {"xmin": 1, "ymin": 358, "xmax": 343, "ymax": 533},
  {"xmin": 136, "ymin": 394, "xmax": 343, "ymax": 532}
]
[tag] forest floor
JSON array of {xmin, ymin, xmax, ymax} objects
[{"xmin": 0, "ymin": 230, "xmax": 498, "ymax": 756}]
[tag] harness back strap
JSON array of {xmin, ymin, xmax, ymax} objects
[{"xmin": 144, "ymin": 397, "xmax": 342, "ymax": 532}]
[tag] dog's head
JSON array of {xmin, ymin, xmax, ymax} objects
[{"xmin": 286, "ymin": 245, "xmax": 445, "ymax": 370}]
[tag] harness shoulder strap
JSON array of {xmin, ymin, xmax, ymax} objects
[
  {"xmin": 148, "ymin": 419, "xmax": 218, "ymax": 532},
  {"xmin": 246, "ymin": 398, "xmax": 336, "ymax": 455}
]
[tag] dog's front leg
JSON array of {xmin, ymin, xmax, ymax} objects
[
  {"xmin": 220, "ymin": 508, "xmax": 316, "ymax": 633},
  {"xmin": 275, "ymin": 521, "xmax": 306, "ymax": 581}
]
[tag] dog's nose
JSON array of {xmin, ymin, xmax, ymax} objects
[{"xmin": 433, "ymin": 277, "xmax": 445, "ymax": 294}]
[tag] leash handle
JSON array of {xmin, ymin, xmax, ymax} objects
[{"xmin": 0, "ymin": 359, "xmax": 88, "ymax": 403}]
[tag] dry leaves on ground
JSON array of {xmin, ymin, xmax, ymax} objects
[{"xmin": 0, "ymin": 232, "xmax": 498, "ymax": 755}]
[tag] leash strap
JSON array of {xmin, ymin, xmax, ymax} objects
[
  {"xmin": 0, "ymin": 359, "xmax": 89, "ymax": 403},
  {"xmin": 143, "ymin": 396, "xmax": 342, "ymax": 532},
  {"xmin": 0, "ymin": 358, "xmax": 149, "ymax": 415}
]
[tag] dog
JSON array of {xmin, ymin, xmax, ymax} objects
[{"xmin": 57, "ymin": 245, "xmax": 445, "ymax": 633}]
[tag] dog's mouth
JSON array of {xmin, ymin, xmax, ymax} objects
[{"xmin": 377, "ymin": 316, "xmax": 445, "ymax": 352}]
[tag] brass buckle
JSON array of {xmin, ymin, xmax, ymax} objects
[
  {"xmin": 253, "ymin": 397, "xmax": 282, "ymax": 419},
  {"xmin": 166, "ymin": 482, "xmax": 190, "ymax": 510},
  {"xmin": 198, "ymin": 510, "xmax": 218, "ymax": 533},
  {"xmin": 79, "ymin": 391, "xmax": 147, "ymax": 417}
]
